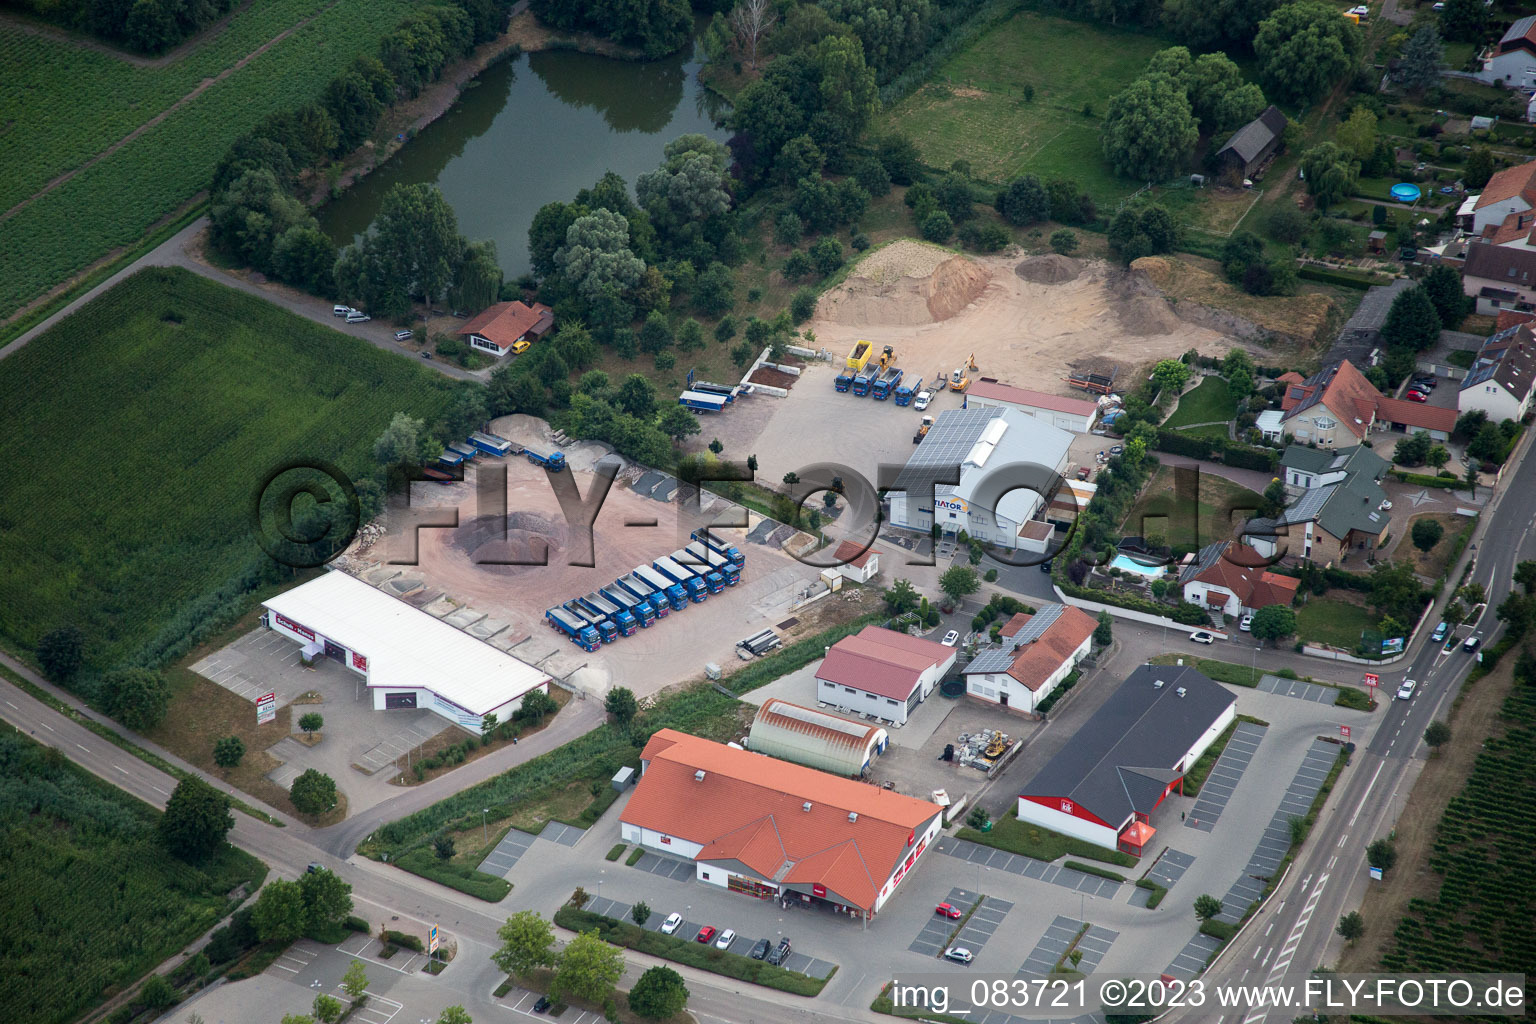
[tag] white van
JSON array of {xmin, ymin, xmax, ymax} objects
[
  {"xmin": 332, "ymin": 304, "xmax": 349, "ymax": 317},
  {"xmin": 345, "ymin": 311, "xmax": 371, "ymax": 324}
]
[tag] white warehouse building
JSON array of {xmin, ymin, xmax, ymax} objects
[
  {"xmin": 888, "ymin": 406, "xmax": 1073, "ymax": 552},
  {"xmin": 262, "ymin": 570, "xmax": 552, "ymax": 731}
]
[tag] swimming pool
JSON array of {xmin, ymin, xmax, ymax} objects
[{"xmin": 1110, "ymin": 554, "xmax": 1169, "ymax": 578}]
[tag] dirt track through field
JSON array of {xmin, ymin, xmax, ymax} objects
[{"xmin": 0, "ymin": 0, "xmax": 342, "ymax": 223}]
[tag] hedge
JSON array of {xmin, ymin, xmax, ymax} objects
[
  {"xmin": 1035, "ymin": 669, "xmax": 1080, "ymax": 715},
  {"xmin": 1153, "ymin": 428, "xmax": 1279, "ymax": 472},
  {"xmin": 345, "ymin": 915, "xmax": 370, "ymax": 933},
  {"xmin": 1199, "ymin": 918, "xmax": 1236, "ymax": 941},
  {"xmin": 605, "ymin": 844, "xmax": 626, "ymax": 862},
  {"xmin": 1335, "ymin": 686, "xmax": 1372, "ymax": 710},
  {"xmin": 552, "ymin": 907, "xmax": 832, "ymax": 996},
  {"xmin": 393, "ymin": 848, "xmax": 511, "ymax": 902},
  {"xmin": 1391, "ymin": 470, "xmax": 1464, "ymax": 488},
  {"xmin": 1065, "ymin": 860, "xmax": 1127, "ymax": 882},
  {"xmin": 625, "ymin": 847, "xmax": 645, "ymax": 866},
  {"xmin": 1135, "ymin": 879, "xmax": 1168, "ymax": 909},
  {"xmin": 1297, "ymin": 265, "xmax": 1392, "ymax": 290},
  {"xmin": 382, "ymin": 930, "xmax": 424, "ymax": 952}
]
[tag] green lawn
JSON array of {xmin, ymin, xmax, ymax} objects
[
  {"xmin": 1121, "ymin": 466, "xmax": 1265, "ymax": 552},
  {"xmin": 958, "ymin": 811, "xmax": 1137, "ymax": 867},
  {"xmin": 1295, "ymin": 596, "xmax": 1381, "ymax": 650},
  {"xmin": 873, "ymin": 10, "xmax": 1171, "ymax": 201},
  {"xmin": 0, "ymin": 725, "xmax": 267, "ymax": 1024},
  {"xmin": 0, "ymin": 267, "xmax": 458, "ymax": 672},
  {"xmin": 1164, "ymin": 376, "xmax": 1236, "ymax": 430}
]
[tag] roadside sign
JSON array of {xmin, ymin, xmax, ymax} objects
[
  {"xmin": 1369, "ymin": 866, "xmax": 1383, "ymax": 881},
  {"xmin": 1340, "ymin": 725, "xmax": 1351, "ymax": 739},
  {"xmin": 428, "ymin": 924, "xmax": 439, "ymax": 955},
  {"xmin": 255, "ymin": 691, "xmax": 277, "ymax": 725},
  {"xmin": 1362, "ymin": 673, "xmax": 1379, "ymax": 688}
]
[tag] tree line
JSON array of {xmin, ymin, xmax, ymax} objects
[
  {"xmin": 206, "ymin": 0, "xmax": 514, "ymax": 303},
  {"xmin": 4, "ymin": 0, "xmax": 240, "ymax": 55}
]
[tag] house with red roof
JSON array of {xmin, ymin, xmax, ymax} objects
[
  {"xmin": 458, "ymin": 300, "xmax": 554, "ymax": 357},
  {"xmin": 961, "ymin": 603, "xmax": 1097, "ymax": 714},
  {"xmin": 964, "ymin": 378, "xmax": 1099, "ymax": 433},
  {"xmin": 619, "ymin": 729, "xmax": 944, "ymax": 918},
  {"xmin": 1477, "ymin": 16, "xmax": 1536, "ymax": 90},
  {"xmin": 1179, "ymin": 541, "xmax": 1300, "ymax": 619},
  {"xmin": 825, "ymin": 540, "xmax": 881, "ymax": 584},
  {"xmin": 814, "ymin": 626, "xmax": 956, "ymax": 726},
  {"xmin": 1280, "ymin": 359, "xmax": 1455, "ymax": 443}
]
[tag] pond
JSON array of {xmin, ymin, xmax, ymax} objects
[{"xmin": 317, "ymin": 40, "xmax": 730, "ymax": 279}]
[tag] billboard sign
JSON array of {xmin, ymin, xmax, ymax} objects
[
  {"xmin": 256, "ymin": 691, "xmax": 277, "ymax": 725},
  {"xmin": 1340, "ymin": 725, "xmax": 1351, "ymax": 739},
  {"xmin": 1362, "ymin": 673, "xmax": 1379, "ymax": 688},
  {"xmin": 1381, "ymin": 637, "xmax": 1405, "ymax": 655},
  {"xmin": 428, "ymin": 924, "xmax": 439, "ymax": 955}
]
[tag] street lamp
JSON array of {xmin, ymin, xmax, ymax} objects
[
  {"xmin": 482, "ymin": 808, "xmax": 489, "ymax": 845},
  {"xmin": 1252, "ymin": 644, "xmax": 1261, "ymax": 685}
]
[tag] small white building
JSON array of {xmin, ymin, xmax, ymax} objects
[
  {"xmin": 1479, "ymin": 16, "xmax": 1536, "ymax": 89},
  {"xmin": 888, "ymin": 405, "xmax": 1073, "ymax": 553},
  {"xmin": 815, "ymin": 626, "xmax": 956, "ymax": 726},
  {"xmin": 262, "ymin": 571, "xmax": 551, "ymax": 730},
  {"xmin": 964, "ymin": 379, "xmax": 1099, "ymax": 433},
  {"xmin": 825, "ymin": 540, "xmax": 881, "ymax": 583},
  {"xmin": 1459, "ymin": 323, "xmax": 1536, "ymax": 422},
  {"xmin": 961, "ymin": 604, "xmax": 1097, "ymax": 714}
]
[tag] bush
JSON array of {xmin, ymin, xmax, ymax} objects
[
  {"xmin": 921, "ymin": 210, "xmax": 953, "ymax": 242},
  {"xmin": 789, "ymin": 287, "xmax": 818, "ymax": 324},
  {"xmin": 1050, "ymin": 229, "xmax": 1078, "ymax": 255},
  {"xmin": 957, "ymin": 220, "xmax": 1010, "ymax": 252},
  {"xmin": 345, "ymin": 915, "xmax": 370, "ymax": 933},
  {"xmin": 810, "ymin": 238, "xmax": 844, "ymax": 277}
]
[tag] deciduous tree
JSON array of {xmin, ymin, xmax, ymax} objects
[
  {"xmin": 159, "ymin": 776, "xmax": 233, "ymax": 860},
  {"xmin": 552, "ymin": 931, "xmax": 624, "ymax": 1005},
  {"xmin": 1250, "ymin": 605, "xmax": 1296, "ymax": 645},
  {"xmin": 1101, "ymin": 74, "xmax": 1199, "ymax": 181},
  {"xmin": 213, "ymin": 736, "xmax": 246, "ymax": 769},
  {"xmin": 1193, "ymin": 894, "xmax": 1223, "ymax": 921},
  {"xmin": 629, "ymin": 965, "xmax": 690, "ymax": 1019},
  {"xmin": 36, "ymin": 624, "xmax": 85, "ymax": 681},
  {"xmin": 290, "ymin": 769, "xmax": 338, "ymax": 816},
  {"xmin": 1299, "ymin": 143, "xmax": 1359, "ymax": 211},
  {"xmin": 1337, "ymin": 911, "xmax": 1365, "ymax": 942},
  {"xmin": 342, "ymin": 960, "xmax": 370, "ymax": 1000},
  {"xmin": 493, "ymin": 911, "xmax": 557, "ymax": 978},
  {"xmin": 101, "ymin": 668, "xmax": 169, "ymax": 730},
  {"xmin": 938, "ymin": 566, "xmax": 980, "ymax": 607},
  {"xmin": 1254, "ymin": 1, "xmax": 1363, "ymax": 104},
  {"xmin": 1412, "ymin": 518, "xmax": 1445, "ymax": 552},
  {"xmin": 995, "ymin": 175, "xmax": 1050, "ymax": 226},
  {"xmin": 1423, "ymin": 719, "xmax": 1451, "ymax": 752},
  {"xmin": 605, "ymin": 686, "xmax": 638, "ymax": 727},
  {"xmin": 254, "ymin": 878, "xmax": 308, "ymax": 943},
  {"xmin": 556, "ymin": 209, "xmax": 645, "ymax": 303}
]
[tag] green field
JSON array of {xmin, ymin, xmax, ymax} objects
[
  {"xmin": 0, "ymin": 267, "xmax": 457, "ymax": 672},
  {"xmin": 1295, "ymin": 596, "xmax": 1380, "ymax": 650},
  {"xmin": 1121, "ymin": 466, "xmax": 1264, "ymax": 551},
  {"xmin": 1164, "ymin": 376, "xmax": 1236, "ymax": 431},
  {"xmin": 0, "ymin": 0, "xmax": 418, "ymax": 321},
  {"xmin": 0, "ymin": 725, "xmax": 267, "ymax": 1024},
  {"xmin": 874, "ymin": 10, "xmax": 1169, "ymax": 199}
]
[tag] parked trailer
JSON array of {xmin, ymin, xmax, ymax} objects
[
  {"xmin": 850, "ymin": 364, "xmax": 880, "ymax": 396},
  {"xmin": 893, "ymin": 375, "xmax": 924, "ymax": 406},
  {"xmin": 547, "ymin": 607, "xmax": 601, "ymax": 651},
  {"xmin": 683, "ymin": 542, "xmax": 740, "ymax": 585},
  {"xmin": 678, "ymin": 390, "xmax": 729, "ymax": 413},
  {"xmin": 871, "ymin": 366, "xmax": 903, "ymax": 401},
  {"xmin": 525, "ymin": 447, "xmax": 567, "ymax": 472},
  {"xmin": 420, "ymin": 467, "xmax": 457, "ymax": 484},
  {"xmin": 437, "ymin": 450, "xmax": 466, "ymax": 468},
  {"xmin": 631, "ymin": 566, "xmax": 688, "ymax": 611},
  {"xmin": 446, "ymin": 442, "xmax": 478, "ymax": 460},
  {"xmin": 690, "ymin": 382, "xmax": 739, "ymax": 403},
  {"xmin": 615, "ymin": 572, "xmax": 672, "ymax": 619},
  {"xmin": 575, "ymin": 592, "xmax": 637, "ymax": 637},
  {"xmin": 667, "ymin": 548, "xmax": 725, "ymax": 593},
  {"xmin": 468, "ymin": 431, "xmax": 516, "ymax": 456},
  {"xmin": 846, "ymin": 340, "xmax": 872, "ymax": 371},
  {"xmin": 563, "ymin": 601, "xmax": 618, "ymax": 643},
  {"xmin": 601, "ymin": 584, "xmax": 655, "ymax": 627},
  {"xmin": 690, "ymin": 528, "xmax": 744, "ymax": 567},
  {"xmin": 653, "ymin": 556, "xmax": 709, "ymax": 602}
]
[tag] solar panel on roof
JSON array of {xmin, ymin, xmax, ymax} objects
[{"xmin": 1011, "ymin": 603, "xmax": 1066, "ymax": 645}]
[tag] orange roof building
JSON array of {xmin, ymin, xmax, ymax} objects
[
  {"xmin": 1280, "ymin": 359, "xmax": 1454, "ymax": 442},
  {"xmin": 962, "ymin": 603, "xmax": 1097, "ymax": 714},
  {"xmin": 1179, "ymin": 541, "xmax": 1301, "ymax": 619},
  {"xmin": 459, "ymin": 300, "xmax": 554, "ymax": 357},
  {"xmin": 619, "ymin": 729, "xmax": 944, "ymax": 917},
  {"xmin": 826, "ymin": 540, "xmax": 882, "ymax": 583}
]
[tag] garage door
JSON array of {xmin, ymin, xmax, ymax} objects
[{"xmin": 384, "ymin": 691, "xmax": 418, "ymax": 709}]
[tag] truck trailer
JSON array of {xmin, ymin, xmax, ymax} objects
[
  {"xmin": 678, "ymin": 390, "xmax": 728, "ymax": 413},
  {"xmin": 546, "ymin": 607, "xmax": 601, "ymax": 651},
  {"xmin": 563, "ymin": 601, "xmax": 618, "ymax": 643},
  {"xmin": 666, "ymin": 549, "xmax": 724, "ymax": 593},
  {"xmin": 614, "ymin": 573, "xmax": 671, "ymax": 619},
  {"xmin": 871, "ymin": 366, "xmax": 903, "ymax": 401},
  {"xmin": 690, "ymin": 528, "xmax": 744, "ymax": 568},
  {"xmin": 845, "ymin": 340, "xmax": 872, "ymax": 371},
  {"xmin": 631, "ymin": 566, "xmax": 687, "ymax": 611},
  {"xmin": 683, "ymin": 542, "xmax": 741, "ymax": 585},
  {"xmin": 653, "ymin": 556, "xmax": 709, "ymax": 602},
  {"xmin": 689, "ymin": 382, "xmax": 738, "ymax": 403},
  {"xmin": 446, "ymin": 442, "xmax": 478, "ymax": 461},
  {"xmin": 525, "ymin": 447, "xmax": 567, "ymax": 472},
  {"xmin": 601, "ymin": 584, "xmax": 655, "ymax": 628},
  {"xmin": 893, "ymin": 375, "xmax": 924, "ymax": 406},
  {"xmin": 468, "ymin": 432, "xmax": 516, "ymax": 456},
  {"xmin": 575, "ymin": 592, "xmax": 637, "ymax": 637}
]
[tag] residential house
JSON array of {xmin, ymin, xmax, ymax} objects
[
  {"xmin": 1179, "ymin": 541, "xmax": 1301, "ymax": 619},
  {"xmin": 961, "ymin": 604, "xmax": 1097, "ymax": 714},
  {"xmin": 1280, "ymin": 360, "xmax": 1456, "ymax": 443},
  {"xmin": 1461, "ymin": 242, "xmax": 1536, "ymax": 315},
  {"xmin": 1242, "ymin": 444, "xmax": 1391, "ymax": 564},
  {"xmin": 1213, "ymin": 106, "xmax": 1287, "ymax": 182},
  {"xmin": 1459, "ymin": 322, "xmax": 1536, "ymax": 421},
  {"xmin": 458, "ymin": 300, "xmax": 554, "ymax": 357},
  {"xmin": 1279, "ymin": 443, "xmax": 1390, "ymax": 493},
  {"xmin": 825, "ymin": 540, "xmax": 881, "ymax": 584},
  {"xmin": 1478, "ymin": 15, "xmax": 1536, "ymax": 88}
]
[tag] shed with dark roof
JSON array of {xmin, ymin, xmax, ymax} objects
[
  {"xmin": 1016, "ymin": 665, "xmax": 1236, "ymax": 853},
  {"xmin": 1214, "ymin": 106, "xmax": 1287, "ymax": 179}
]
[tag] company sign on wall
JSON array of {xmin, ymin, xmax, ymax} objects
[{"xmin": 934, "ymin": 497, "xmax": 969, "ymax": 515}]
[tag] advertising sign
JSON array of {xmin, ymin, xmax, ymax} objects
[
  {"xmin": 1340, "ymin": 724, "xmax": 1351, "ymax": 739},
  {"xmin": 428, "ymin": 925, "xmax": 439, "ymax": 955},
  {"xmin": 256, "ymin": 691, "xmax": 277, "ymax": 725},
  {"xmin": 1381, "ymin": 637, "xmax": 1405, "ymax": 655},
  {"xmin": 1362, "ymin": 673, "xmax": 1379, "ymax": 688}
]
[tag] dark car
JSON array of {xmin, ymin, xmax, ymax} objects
[
  {"xmin": 766, "ymin": 938, "xmax": 792, "ymax": 966},
  {"xmin": 749, "ymin": 938, "xmax": 771, "ymax": 960},
  {"xmin": 1040, "ymin": 558, "xmax": 1053, "ymax": 574},
  {"xmin": 532, "ymin": 997, "xmax": 551, "ymax": 1014}
]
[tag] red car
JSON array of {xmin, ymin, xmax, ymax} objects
[
  {"xmin": 696, "ymin": 925, "xmax": 717, "ymax": 944},
  {"xmin": 935, "ymin": 903, "xmax": 963, "ymax": 919},
  {"xmin": 1405, "ymin": 390, "xmax": 1429, "ymax": 403}
]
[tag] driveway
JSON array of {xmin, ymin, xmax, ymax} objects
[{"xmin": 0, "ymin": 218, "xmax": 481, "ymax": 381}]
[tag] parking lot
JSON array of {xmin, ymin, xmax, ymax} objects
[
  {"xmin": 1184, "ymin": 720, "xmax": 1267, "ymax": 832},
  {"xmin": 908, "ymin": 887, "xmax": 1014, "ymax": 961}
]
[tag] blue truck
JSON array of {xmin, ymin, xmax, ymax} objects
[
  {"xmin": 546, "ymin": 607, "xmax": 601, "ymax": 651},
  {"xmin": 446, "ymin": 442, "xmax": 478, "ymax": 461},
  {"xmin": 834, "ymin": 368, "xmax": 856, "ymax": 392},
  {"xmin": 468, "ymin": 431, "xmax": 518, "ymax": 456},
  {"xmin": 678, "ymin": 390, "xmax": 728, "ymax": 413},
  {"xmin": 668, "ymin": 548, "xmax": 725, "ymax": 594},
  {"xmin": 850, "ymin": 364, "xmax": 880, "ymax": 396},
  {"xmin": 615, "ymin": 572, "xmax": 672, "ymax": 619},
  {"xmin": 871, "ymin": 366, "xmax": 904, "ymax": 401},
  {"xmin": 653, "ymin": 555, "xmax": 709, "ymax": 602},
  {"xmin": 575, "ymin": 591, "xmax": 638, "ymax": 637},
  {"xmin": 525, "ymin": 447, "xmax": 567, "ymax": 472},
  {"xmin": 563, "ymin": 601, "xmax": 618, "ymax": 644},
  {"xmin": 437, "ymin": 449, "xmax": 466, "ymax": 468},
  {"xmin": 630, "ymin": 566, "xmax": 687, "ymax": 611},
  {"xmin": 690, "ymin": 382, "xmax": 738, "ymax": 403},
  {"xmin": 683, "ymin": 542, "xmax": 741, "ymax": 585},
  {"xmin": 893, "ymin": 375, "xmax": 924, "ymax": 406},
  {"xmin": 690, "ymin": 529, "xmax": 744, "ymax": 568},
  {"xmin": 601, "ymin": 584, "xmax": 656, "ymax": 628}
]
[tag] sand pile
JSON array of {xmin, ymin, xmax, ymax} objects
[
  {"xmin": 819, "ymin": 240, "xmax": 989, "ymax": 326},
  {"xmin": 1014, "ymin": 253, "xmax": 1082, "ymax": 284},
  {"xmin": 1117, "ymin": 294, "xmax": 1181, "ymax": 336}
]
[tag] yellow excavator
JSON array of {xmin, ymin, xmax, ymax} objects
[{"xmin": 949, "ymin": 367, "xmax": 969, "ymax": 393}]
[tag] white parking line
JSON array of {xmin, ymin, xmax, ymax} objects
[
  {"xmin": 40, "ymin": 722, "xmax": 53, "ymax": 731},
  {"xmin": 4, "ymin": 699, "xmax": 17, "ymax": 709},
  {"xmin": 75, "ymin": 743, "xmax": 88, "ymax": 752}
]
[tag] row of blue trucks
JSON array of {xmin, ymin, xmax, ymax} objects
[
  {"xmin": 545, "ymin": 531, "xmax": 746, "ymax": 651},
  {"xmin": 436, "ymin": 431, "xmax": 566, "ymax": 473},
  {"xmin": 835, "ymin": 364, "xmax": 906, "ymax": 400}
]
